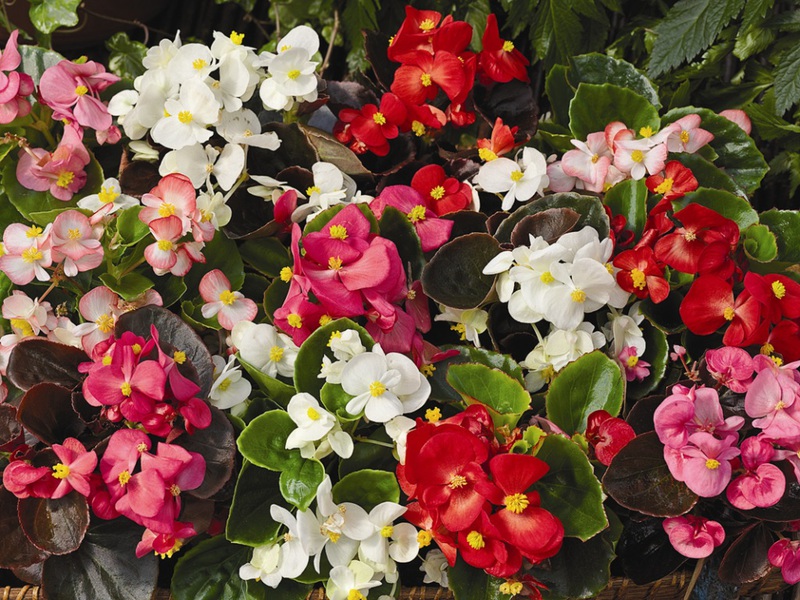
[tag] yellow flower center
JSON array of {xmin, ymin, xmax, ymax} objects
[
  {"xmin": 499, "ymin": 582, "xmax": 524, "ymax": 595},
  {"xmin": 420, "ymin": 73, "xmax": 432, "ymax": 87},
  {"xmin": 772, "ymin": 280, "xmax": 787, "ymax": 299},
  {"xmin": 684, "ymin": 231, "xmax": 697, "ymax": 242},
  {"xmin": 171, "ymin": 351, "xmax": 186, "ymax": 364},
  {"xmin": 21, "ymin": 247, "xmax": 43, "ymax": 263},
  {"xmin": 52, "ymin": 463, "xmax": 70, "ymax": 479},
  {"xmin": 325, "ymin": 530, "xmax": 341, "ymax": 543},
  {"xmin": 373, "ymin": 112, "xmax": 386, "ymax": 125},
  {"xmin": 57, "ymin": 171, "xmax": 75, "ymax": 188},
  {"xmin": 306, "ymin": 185, "xmax": 322, "ymax": 196},
  {"xmin": 157, "ymin": 239, "xmax": 174, "ymax": 252},
  {"xmin": 407, "ymin": 205, "xmax": 427, "ymax": 223},
  {"xmin": 307, "ymin": 406, "xmax": 321, "ymax": 421},
  {"xmin": 319, "ymin": 314, "xmax": 333, "ymax": 326},
  {"xmin": 639, "ymin": 126, "xmax": 654, "ymax": 138},
  {"xmin": 102, "ymin": 355, "xmax": 113, "ymax": 366},
  {"xmin": 571, "ymin": 289, "xmax": 587, "ymax": 303},
  {"xmin": 192, "ymin": 58, "xmax": 207, "ymax": 70},
  {"xmin": 627, "ymin": 355, "xmax": 639, "ymax": 368},
  {"xmin": 502, "ymin": 40, "xmax": 515, "ymax": 52},
  {"xmin": 510, "ymin": 170, "xmax": 524, "ymax": 182},
  {"xmin": 66, "ymin": 228, "xmax": 82, "ymax": 240},
  {"xmin": 120, "ymin": 382, "xmax": 133, "ymax": 396},
  {"xmin": 723, "ymin": 306, "xmax": 735, "ymax": 321},
  {"xmin": 369, "ymin": 381, "xmax": 386, "ymax": 397},
  {"xmin": 155, "ymin": 538, "xmax": 184, "ymax": 559},
  {"xmin": 381, "ymin": 525, "xmax": 394, "ymax": 538},
  {"xmin": 417, "ymin": 530, "xmax": 432, "ymax": 547},
  {"xmin": 280, "ymin": 44, "xmax": 291, "ymax": 52},
  {"xmin": 705, "ymin": 458, "xmax": 720, "ymax": 470},
  {"xmin": 280, "ymin": 266, "xmax": 293, "ymax": 282},
  {"xmin": 98, "ymin": 185, "xmax": 119, "ymax": 204},
  {"xmin": 287, "ymin": 313, "xmax": 303, "ymax": 328},
  {"xmin": 772, "ymin": 356, "xmax": 784, "ymax": 367},
  {"xmin": 466, "ymin": 531, "xmax": 485, "ymax": 550},
  {"xmin": 425, "ymin": 407, "xmax": 442, "ymax": 423},
  {"xmin": 539, "ymin": 271, "xmax": 554, "ymax": 284},
  {"xmin": 95, "ymin": 313, "xmax": 115, "ymax": 334},
  {"xmin": 75, "ymin": 85, "xmax": 88, "ymax": 96},
  {"xmin": 132, "ymin": 344, "xmax": 142, "ymax": 355},
  {"xmin": 230, "ymin": 31, "xmax": 244, "ymax": 44},
  {"xmin": 218, "ymin": 378, "xmax": 232, "ymax": 392},
  {"xmin": 137, "ymin": 443, "xmax": 147, "ymax": 453},
  {"xmin": 419, "ymin": 18, "xmax": 436, "ymax": 31},
  {"xmin": 590, "ymin": 153, "xmax": 600, "ymax": 164},
  {"xmin": 654, "ymin": 178, "xmax": 674, "ymax": 195},
  {"xmin": 347, "ymin": 591, "xmax": 366, "ymax": 600},
  {"xmin": 412, "ymin": 120, "xmax": 426, "ymax": 136},
  {"xmin": 287, "ymin": 69, "xmax": 301, "ymax": 80},
  {"xmin": 158, "ymin": 202, "xmax": 176, "ymax": 217},
  {"xmin": 429, "ymin": 185, "xmax": 446, "ymax": 201},
  {"xmin": 504, "ymin": 492, "xmax": 530, "ymax": 514},
  {"xmin": 170, "ymin": 484, "xmax": 181, "ymax": 496},
  {"xmin": 630, "ymin": 149, "xmax": 644, "ymax": 163},
  {"xmin": 421, "ymin": 364, "xmax": 436, "ymax": 377},
  {"xmin": 449, "ymin": 474, "xmax": 467, "ymax": 489},
  {"xmin": 450, "ymin": 323, "xmax": 467, "ymax": 341},
  {"xmin": 178, "ymin": 110, "xmax": 193, "ymax": 124},
  {"xmin": 26, "ymin": 225, "xmax": 43, "ymax": 238},
  {"xmin": 327, "ymin": 331, "xmax": 342, "ymax": 348},
  {"xmin": 10, "ymin": 319, "xmax": 34, "ymax": 337},
  {"xmin": 118, "ymin": 470, "xmax": 131, "ymax": 485},
  {"xmin": 328, "ymin": 225, "xmax": 348, "ymax": 240},
  {"xmin": 328, "ymin": 256, "xmax": 343, "ymax": 271},
  {"xmin": 630, "ymin": 268, "xmax": 647, "ymax": 290},
  {"xmin": 269, "ymin": 346, "xmax": 284, "ymax": 362},
  {"xmin": 680, "ymin": 130, "xmax": 690, "ymax": 144},
  {"xmin": 478, "ymin": 147, "xmax": 498, "ymax": 162}
]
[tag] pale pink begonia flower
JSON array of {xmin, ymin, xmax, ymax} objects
[
  {"xmin": 726, "ymin": 435, "xmax": 785, "ymax": 510},
  {"xmin": 77, "ymin": 286, "xmax": 122, "ymax": 356},
  {"xmin": 546, "ymin": 159, "xmax": 579, "ymax": 193},
  {"xmin": 199, "ymin": 269, "xmax": 257, "ymax": 330},
  {"xmin": 0, "ymin": 30, "xmax": 34, "ymax": 124},
  {"xmin": 78, "ymin": 177, "xmax": 139, "ymax": 222},
  {"xmin": 167, "ymin": 241, "xmax": 206, "ymax": 277},
  {"xmin": 705, "ymin": 347, "xmax": 755, "ymax": 393},
  {"xmin": 2, "ymin": 290, "xmax": 57, "ymax": 337},
  {"xmin": 745, "ymin": 355, "xmax": 800, "ymax": 443},
  {"xmin": 663, "ymin": 515, "xmax": 725, "ymax": 559},
  {"xmin": 16, "ymin": 125, "xmax": 91, "ymax": 200},
  {"xmin": 138, "ymin": 173, "xmax": 198, "ymax": 235},
  {"xmin": 719, "ymin": 109, "xmax": 752, "ymax": 135},
  {"xmin": 561, "ymin": 132, "xmax": 612, "ymax": 193},
  {"xmin": 39, "ymin": 59, "xmax": 119, "ymax": 131},
  {"xmin": 50, "ymin": 209, "xmax": 104, "ymax": 276},
  {"xmin": 677, "ymin": 431, "xmax": 739, "ymax": 497},
  {"xmin": 604, "ymin": 121, "xmax": 634, "ymax": 152},
  {"xmin": 665, "ymin": 114, "xmax": 715, "ymax": 154},
  {"xmin": 0, "ymin": 223, "xmax": 52, "ymax": 285},
  {"xmin": 613, "ymin": 138, "xmax": 668, "ymax": 180}
]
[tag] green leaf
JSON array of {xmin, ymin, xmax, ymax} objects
[
  {"xmin": 662, "ymin": 107, "xmax": 768, "ymax": 195},
  {"xmin": 569, "ymin": 83, "xmax": 660, "ymax": 140},
  {"xmin": 746, "ymin": 102, "xmax": 800, "ymax": 141},
  {"xmin": 237, "ymin": 410, "xmax": 302, "ymax": 472},
  {"xmin": 105, "ymin": 32, "xmax": 147, "ymax": 80},
  {"xmin": 293, "ymin": 318, "xmax": 374, "ymax": 398},
  {"xmin": 447, "ymin": 363, "xmax": 531, "ymax": 430},
  {"xmin": 28, "ymin": 0, "xmax": 80, "ymax": 34},
  {"xmin": 237, "ymin": 356, "xmax": 296, "ymax": 408},
  {"xmin": 332, "ymin": 469, "xmax": 399, "ymax": 512},
  {"xmin": 671, "ymin": 152, "xmax": 744, "ymax": 196},
  {"xmin": 18, "ymin": 45, "xmax": 64, "ymax": 85},
  {"xmin": 741, "ymin": 0, "xmax": 774, "ymax": 31},
  {"xmin": 743, "ymin": 224, "xmax": 778, "ymax": 263},
  {"xmin": 546, "ymin": 351, "xmax": 624, "ymax": 435},
  {"xmin": 152, "ymin": 274, "xmax": 187, "ymax": 308},
  {"xmin": 428, "ymin": 345, "xmax": 524, "ymax": 403},
  {"xmin": 627, "ymin": 322, "xmax": 669, "ymax": 399},
  {"xmin": 183, "ymin": 233, "xmax": 245, "ymax": 293},
  {"xmin": 279, "ymin": 458, "xmax": 325, "ymax": 511},
  {"xmin": 341, "ymin": 0, "xmax": 380, "ymax": 58},
  {"xmin": 239, "ymin": 237, "xmax": 291, "ymax": 278},
  {"xmin": 544, "ymin": 64, "xmax": 573, "ymax": 126},
  {"xmin": 448, "ymin": 555, "xmax": 512, "ymax": 600},
  {"xmin": 181, "ymin": 300, "xmax": 222, "ymax": 331},
  {"xmin": 226, "ymin": 461, "xmax": 283, "ymax": 547},
  {"xmin": 116, "ymin": 206, "xmax": 150, "ymax": 246},
  {"xmin": 775, "ymin": 42, "xmax": 800, "ymax": 115},
  {"xmin": 535, "ymin": 435, "xmax": 607, "ymax": 541},
  {"xmin": 603, "ymin": 179, "xmax": 647, "ymax": 238},
  {"xmin": 672, "ymin": 188, "xmax": 758, "ymax": 230},
  {"xmin": 99, "ymin": 272, "xmax": 155, "ymax": 301},
  {"xmin": 378, "ymin": 205, "xmax": 425, "ymax": 280},
  {"xmin": 648, "ymin": 0, "xmax": 745, "ymax": 77},
  {"xmin": 320, "ymin": 382, "xmax": 359, "ymax": 422},
  {"xmin": 758, "ymin": 210, "xmax": 800, "ymax": 263},
  {"xmin": 568, "ymin": 54, "xmax": 660, "ymax": 108},
  {"xmin": 463, "ymin": 0, "xmax": 491, "ymax": 49}
]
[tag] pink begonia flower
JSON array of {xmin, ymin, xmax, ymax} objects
[
  {"xmin": 139, "ymin": 173, "xmax": 197, "ymax": 235},
  {"xmin": 50, "ymin": 209, "xmax": 104, "ymax": 276},
  {"xmin": 144, "ymin": 215, "xmax": 184, "ymax": 272},
  {"xmin": 670, "ymin": 344, "xmax": 687, "ymax": 361},
  {"xmin": 618, "ymin": 346, "xmax": 650, "ymax": 382},
  {"xmin": 613, "ymin": 138, "xmax": 668, "ymax": 180},
  {"xmin": 0, "ymin": 222, "xmax": 53, "ymax": 285},
  {"xmin": 0, "ymin": 31, "xmax": 34, "ymax": 124},
  {"xmin": 16, "ymin": 125, "xmax": 91, "ymax": 200},
  {"xmin": 99, "ymin": 428, "xmax": 152, "ymax": 505},
  {"xmin": 38, "ymin": 59, "xmax": 119, "ymax": 131},
  {"xmin": 546, "ymin": 159, "xmax": 578, "ymax": 193},
  {"xmin": 136, "ymin": 521, "xmax": 196, "ymax": 558},
  {"xmin": 663, "ymin": 515, "xmax": 725, "ymax": 559},
  {"xmin": 705, "ymin": 347, "xmax": 755, "ymax": 393},
  {"xmin": 2, "ymin": 290, "xmax": 57, "ymax": 336},
  {"xmin": 719, "ymin": 109, "xmax": 752, "ymax": 135},
  {"xmin": 678, "ymin": 432, "xmax": 740, "ymax": 497},
  {"xmin": 560, "ymin": 132, "xmax": 612, "ymax": 193},
  {"xmin": 78, "ymin": 286, "xmax": 121, "ymax": 356},
  {"xmin": 273, "ymin": 284, "xmax": 328, "ymax": 346},
  {"xmin": 665, "ymin": 114, "xmax": 715, "ymax": 153},
  {"xmin": 745, "ymin": 355, "xmax": 800, "ymax": 443},
  {"xmin": 366, "ymin": 304, "xmax": 418, "ymax": 354},
  {"xmin": 604, "ymin": 121, "xmax": 634, "ymax": 152},
  {"xmin": 769, "ymin": 539, "xmax": 800, "ymax": 585},
  {"xmin": 2, "ymin": 459, "xmax": 58, "ymax": 499},
  {"xmin": 50, "ymin": 438, "xmax": 98, "ymax": 499},
  {"xmin": 370, "ymin": 185, "xmax": 453, "ymax": 252},
  {"xmin": 199, "ymin": 269, "xmax": 258, "ymax": 330},
  {"xmin": 654, "ymin": 385, "xmax": 744, "ymax": 449},
  {"xmin": 726, "ymin": 435, "xmax": 785, "ymax": 509}
]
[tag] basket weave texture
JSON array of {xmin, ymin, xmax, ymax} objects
[{"xmin": 0, "ymin": 571, "xmax": 790, "ymax": 600}]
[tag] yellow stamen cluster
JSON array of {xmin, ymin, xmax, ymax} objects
[
  {"xmin": 120, "ymin": 382, "xmax": 133, "ymax": 396},
  {"xmin": 705, "ymin": 458, "xmax": 720, "ymax": 470},
  {"xmin": 57, "ymin": 171, "xmax": 75, "ymax": 188},
  {"xmin": 26, "ymin": 225, "xmax": 43, "ymax": 238},
  {"xmin": 218, "ymin": 290, "xmax": 237, "ymax": 305},
  {"xmin": 270, "ymin": 346, "xmax": 284, "ymax": 362},
  {"xmin": 420, "ymin": 73, "xmax": 433, "ymax": 87},
  {"xmin": 287, "ymin": 313, "xmax": 303, "ymax": 329},
  {"xmin": 627, "ymin": 355, "xmax": 639, "ymax": 368},
  {"xmin": 372, "ymin": 112, "xmax": 386, "ymax": 125},
  {"xmin": 347, "ymin": 590, "xmax": 366, "ymax": 600},
  {"xmin": 571, "ymin": 289, "xmax": 587, "ymax": 303},
  {"xmin": 680, "ymin": 130, "xmax": 690, "ymax": 144},
  {"xmin": 307, "ymin": 407, "xmax": 321, "ymax": 421},
  {"xmin": 540, "ymin": 271, "xmax": 554, "ymax": 284},
  {"xmin": 380, "ymin": 525, "xmax": 394, "ymax": 538},
  {"xmin": 448, "ymin": 474, "xmax": 467, "ymax": 489},
  {"xmin": 329, "ymin": 224, "xmax": 348, "ymax": 240},
  {"xmin": 408, "ymin": 205, "xmax": 427, "ymax": 222},
  {"xmin": 328, "ymin": 256, "xmax": 343, "ymax": 270},
  {"xmin": 157, "ymin": 239, "xmax": 174, "ymax": 252},
  {"xmin": 772, "ymin": 280, "xmax": 787, "ymax": 299},
  {"xmin": 478, "ymin": 147, "xmax": 498, "ymax": 162},
  {"xmin": 639, "ymin": 126, "xmax": 654, "ymax": 138},
  {"xmin": 173, "ymin": 351, "xmax": 187, "ymax": 364},
  {"xmin": 98, "ymin": 185, "xmax": 120, "ymax": 204},
  {"xmin": 630, "ymin": 268, "xmax": 647, "ymax": 290},
  {"xmin": 417, "ymin": 530, "xmax": 432, "ymax": 547},
  {"xmin": 280, "ymin": 266, "xmax": 293, "ymax": 282},
  {"xmin": 178, "ymin": 110, "xmax": 193, "ymax": 124},
  {"xmin": 230, "ymin": 31, "xmax": 244, "ymax": 44},
  {"xmin": 421, "ymin": 364, "xmax": 436, "ymax": 377},
  {"xmin": 430, "ymin": 185, "xmax": 446, "ymax": 200},
  {"xmin": 502, "ymin": 40, "xmax": 514, "ymax": 52},
  {"xmin": 22, "ymin": 247, "xmax": 43, "ymax": 263},
  {"xmin": 412, "ymin": 120, "xmax": 426, "ymax": 136},
  {"xmin": 328, "ymin": 330, "xmax": 342, "ymax": 346},
  {"xmin": 52, "ymin": 463, "xmax": 70, "ymax": 479},
  {"xmin": 466, "ymin": 531, "xmax": 485, "ymax": 550},
  {"xmin": 499, "ymin": 581, "xmax": 524, "ymax": 595},
  {"xmin": 630, "ymin": 149, "xmax": 644, "ymax": 163},
  {"xmin": 450, "ymin": 323, "xmax": 467, "ymax": 341},
  {"xmin": 95, "ymin": 313, "xmax": 115, "ymax": 334},
  {"xmin": 319, "ymin": 314, "xmax": 333, "ymax": 326},
  {"xmin": 287, "ymin": 69, "xmax": 301, "ymax": 80},
  {"xmin": 74, "ymin": 85, "xmax": 88, "ymax": 96},
  {"xmin": 118, "ymin": 470, "xmax": 131, "ymax": 485},
  {"xmin": 425, "ymin": 407, "xmax": 442, "ymax": 423},
  {"xmin": 369, "ymin": 381, "xmax": 386, "ymax": 397},
  {"xmin": 510, "ymin": 170, "xmax": 524, "ymax": 182},
  {"xmin": 419, "ymin": 18, "xmax": 436, "ymax": 31},
  {"xmin": 655, "ymin": 178, "xmax": 674, "ymax": 195},
  {"xmin": 504, "ymin": 493, "xmax": 530, "ymax": 514},
  {"xmin": 192, "ymin": 58, "xmax": 207, "ymax": 70},
  {"xmin": 723, "ymin": 307, "xmax": 735, "ymax": 321},
  {"xmin": 306, "ymin": 185, "xmax": 322, "ymax": 196},
  {"xmin": 158, "ymin": 202, "xmax": 176, "ymax": 217},
  {"xmin": 218, "ymin": 378, "xmax": 232, "ymax": 392},
  {"xmin": 10, "ymin": 319, "xmax": 34, "ymax": 337}
]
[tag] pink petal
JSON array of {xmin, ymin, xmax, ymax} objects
[{"xmin": 198, "ymin": 269, "xmax": 231, "ymax": 303}]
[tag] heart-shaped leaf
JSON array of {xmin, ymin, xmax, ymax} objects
[
  {"xmin": 19, "ymin": 494, "xmax": 89, "ymax": 555},
  {"xmin": 226, "ymin": 461, "xmax": 283, "ymax": 547},
  {"xmin": 173, "ymin": 406, "xmax": 236, "ymax": 499},
  {"xmin": 280, "ymin": 458, "xmax": 325, "ymax": 511},
  {"xmin": 718, "ymin": 524, "xmax": 775, "ymax": 585},
  {"xmin": 604, "ymin": 178, "xmax": 648, "ymax": 238},
  {"xmin": 493, "ymin": 193, "xmax": 609, "ymax": 243},
  {"xmin": 17, "ymin": 383, "xmax": 85, "ymax": 446},
  {"xmin": 237, "ymin": 410, "xmax": 302, "ymax": 472},
  {"xmin": 509, "ymin": 207, "xmax": 580, "ymax": 245},
  {"xmin": 569, "ymin": 83, "xmax": 660, "ymax": 140},
  {"xmin": 447, "ymin": 363, "xmax": 531, "ymax": 430},
  {"xmin": 332, "ymin": 469, "xmax": 399, "ymax": 512},
  {"xmin": 7, "ymin": 339, "xmax": 87, "ymax": 391}
]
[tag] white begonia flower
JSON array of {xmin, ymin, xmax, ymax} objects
[
  {"xmin": 217, "ymin": 108, "xmax": 281, "ymax": 150},
  {"xmin": 257, "ymin": 25, "xmax": 320, "ymax": 68},
  {"xmin": 150, "ymin": 79, "xmax": 220, "ymax": 150},
  {"xmin": 521, "ymin": 322, "xmax": 605, "ymax": 392},
  {"xmin": 239, "ymin": 543, "xmax": 283, "ymax": 588},
  {"xmin": 604, "ymin": 302, "xmax": 646, "ymax": 357},
  {"xmin": 269, "ymin": 505, "xmax": 313, "ymax": 579},
  {"xmin": 472, "ymin": 147, "xmax": 549, "ymax": 211},
  {"xmin": 319, "ymin": 329, "xmax": 368, "ymax": 384},
  {"xmin": 541, "ymin": 259, "xmax": 618, "ymax": 331},
  {"xmin": 160, "ymin": 142, "xmax": 245, "ymax": 191},
  {"xmin": 248, "ymin": 175, "xmax": 295, "ymax": 202},
  {"xmin": 505, "ymin": 239, "xmax": 572, "ymax": 323},
  {"xmin": 433, "ymin": 305, "xmax": 488, "ymax": 348},
  {"xmin": 359, "ymin": 502, "xmax": 419, "ymax": 578},
  {"xmin": 260, "ymin": 47, "xmax": 318, "ymax": 111},
  {"xmin": 209, "ymin": 354, "xmax": 251, "ymax": 410},
  {"xmin": 231, "ymin": 321, "xmax": 299, "ymax": 378},
  {"xmin": 298, "ymin": 162, "xmax": 350, "ymax": 221},
  {"xmin": 167, "ymin": 43, "xmax": 217, "ymax": 84},
  {"xmin": 482, "ymin": 250, "xmax": 515, "ymax": 303},
  {"xmin": 325, "ymin": 560, "xmax": 382, "ymax": 600},
  {"xmin": 341, "ymin": 347, "xmax": 430, "ymax": 423},
  {"xmin": 196, "ymin": 190, "xmax": 232, "ymax": 229},
  {"xmin": 420, "ymin": 549, "xmax": 449, "ymax": 588},
  {"xmin": 314, "ymin": 476, "xmax": 375, "ymax": 568},
  {"xmin": 285, "ymin": 392, "xmax": 337, "ymax": 449},
  {"xmin": 142, "ymin": 32, "xmax": 182, "ymax": 71},
  {"xmin": 128, "ymin": 140, "xmax": 160, "ymax": 162},
  {"xmin": 384, "ymin": 415, "xmax": 415, "ymax": 463},
  {"xmin": 77, "ymin": 178, "xmax": 138, "ymax": 215}
]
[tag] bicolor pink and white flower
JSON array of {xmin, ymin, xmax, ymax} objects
[
  {"xmin": 50, "ymin": 210, "xmax": 104, "ymax": 276},
  {"xmin": 199, "ymin": 269, "xmax": 257, "ymax": 330},
  {"xmin": 0, "ymin": 223, "xmax": 53, "ymax": 285},
  {"xmin": 665, "ymin": 114, "xmax": 714, "ymax": 154},
  {"xmin": 613, "ymin": 138, "xmax": 667, "ymax": 180}
]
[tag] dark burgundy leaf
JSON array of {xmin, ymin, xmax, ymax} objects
[
  {"xmin": 301, "ymin": 125, "xmax": 374, "ymax": 178},
  {"xmin": 173, "ymin": 406, "xmax": 235, "ymax": 499},
  {"xmin": 625, "ymin": 394, "xmax": 665, "ymax": 435},
  {"xmin": 498, "ymin": 332, "xmax": 537, "ymax": 363},
  {"xmin": 509, "ymin": 207, "xmax": 580, "ymax": 245},
  {"xmin": 617, "ymin": 516, "xmax": 687, "ymax": 584},
  {"xmin": 473, "ymin": 79, "xmax": 538, "ymax": 136},
  {"xmin": 486, "ymin": 211, "xmax": 510, "ymax": 236},
  {"xmin": 603, "ymin": 432, "xmax": 698, "ymax": 517},
  {"xmin": 17, "ymin": 383, "xmax": 85, "ymax": 446},
  {"xmin": 118, "ymin": 158, "xmax": 161, "ymax": 197},
  {"xmin": 0, "ymin": 403, "xmax": 21, "ymax": 447},
  {"xmin": 6, "ymin": 339, "xmax": 88, "ymax": 391},
  {"xmin": 0, "ymin": 487, "xmax": 49, "ymax": 568},
  {"xmin": 18, "ymin": 494, "xmax": 89, "ymax": 555},
  {"xmin": 115, "ymin": 306, "xmax": 214, "ymax": 400},
  {"xmin": 363, "ymin": 30, "xmax": 397, "ymax": 91},
  {"xmin": 719, "ymin": 524, "xmax": 775, "ymax": 585},
  {"xmin": 358, "ymin": 134, "xmax": 416, "ymax": 176},
  {"xmin": 40, "ymin": 518, "xmax": 158, "ymax": 600},
  {"xmin": 222, "ymin": 183, "xmax": 277, "ymax": 240},
  {"xmin": 443, "ymin": 210, "xmax": 491, "ymax": 239},
  {"xmin": 12, "ymin": 559, "xmax": 44, "ymax": 585},
  {"xmin": 494, "ymin": 192, "xmax": 609, "ymax": 243},
  {"xmin": 324, "ymin": 79, "xmax": 379, "ymax": 112}
]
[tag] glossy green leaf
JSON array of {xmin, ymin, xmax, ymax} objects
[
  {"xmin": 546, "ymin": 351, "xmax": 624, "ymax": 435},
  {"xmin": 448, "ymin": 556, "xmax": 512, "ymax": 600},
  {"xmin": 279, "ymin": 458, "xmax": 325, "ymax": 511},
  {"xmin": 447, "ymin": 363, "xmax": 531, "ymax": 429},
  {"xmin": 237, "ymin": 410, "xmax": 302, "ymax": 472},
  {"xmin": 569, "ymin": 54, "xmax": 660, "ymax": 108},
  {"xmin": 181, "ymin": 300, "xmax": 222, "ymax": 331},
  {"xmin": 671, "ymin": 152, "xmax": 744, "ymax": 196},
  {"xmin": 28, "ymin": 0, "xmax": 81, "ymax": 34},
  {"xmin": 427, "ymin": 346, "xmax": 523, "ymax": 403},
  {"xmin": 627, "ymin": 322, "xmax": 669, "ymax": 400},
  {"xmin": 293, "ymin": 318, "xmax": 373, "ymax": 397},
  {"xmin": 18, "ymin": 45, "xmax": 64, "ymax": 85},
  {"xmin": 758, "ymin": 210, "xmax": 800, "ymax": 263},
  {"xmin": 535, "ymin": 434, "xmax": 607, "ymax": 541},
  {"xmin": 319, "ymin": 382, "xmax": 358, "ymax": 421},
  {"xmin": 237, "ymin": 356, "xmax": 296, "ymax": 407},
  {"xmin": 99, "ymin": 272, "xmax": 154, "ymax": 302},
  {"xmin": 183, "ymin": 233, "xmax": 245, "ymax": 293},
  {"xmin": 105, "ymin": 32, "xmax": 147, "ymax": 80},
  {"xmin": 544, "ymin": 64, "xmax": 573, "ymax": 126},
  {"xmin": 332, "ymin": 469, "xmax": 399, "ymax": 512},
  {"xmin": 116, "ymin": 206, "xmax": 150, "ymax": 247},
  {"xmin": 569, "ymin": 83, "xmax": 660, "ymax": 140},
  {"xmin": 603, "ymin": 179, "xmax": 647, "ymax": 238},
  {"xmin": 379, "ymin": 205, "xmax": 425, "ymax": 280},
  {"xmin": 239, "ymin": 237, "xmax": 291, "ymax": 278},
  {"xmin": 152, "ymin": 274, "xmax": 187, "ymax": 308},
  {"xmin": 494, "ymin": 193, "xmax": 610, "ymax": 243},
  {"xmin": 743, "ymin": 224, "xmax": 778, "ymax": 263},
  {"xmin": 672, "ymin": 188, "xmax": 758, "ymax": 230}
]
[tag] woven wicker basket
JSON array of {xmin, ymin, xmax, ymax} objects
[{"xmin": 1, "ymin": 570, "xmax": 790, "ymax": 600}]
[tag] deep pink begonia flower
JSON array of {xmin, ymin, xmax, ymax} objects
[
  {"xmin": 676, "ymin": 432, "xmax": 740, "ymax": 497},
  {"xmin": 50, "ymin": 438, "xmax": 98, "ymax": 499},
  {"xmin": 726, "ymin": 435, "xmax": 785, "ymax": 509},
  {"xmin": 370, "ymin": 185, "xmax": 453, "ymax": 252},
  {"xmin": 17, "ymin": 124, "xmax": 91, "ymax": 201},
  {"xmin": 0, "ymin": 31, "xmax": 34, "ymax": 124},
  {"xmin": 769, "ymin": 539, "xmax": 800, "ymax": 585},
  {"xmin": 654, "ymin": 385, "xmax": 744, "ymax": 449},
  {"xmin": 705, "ymin": 347, "xmax": 755, "ymax": 393}
]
